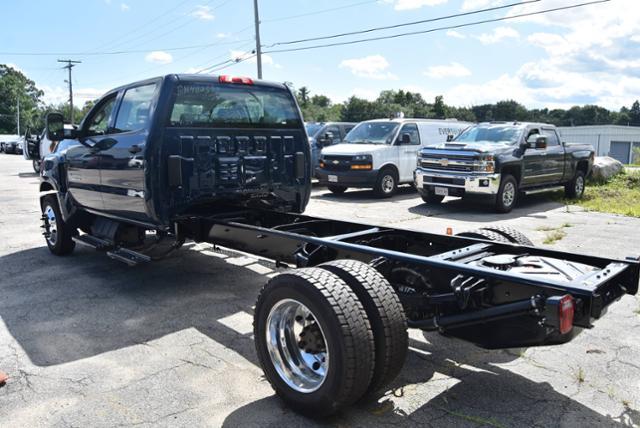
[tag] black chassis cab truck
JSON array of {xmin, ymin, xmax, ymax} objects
[
  {"xmin": 40, "ymin": 75, "xmax": 638, "ymax": 417},
  {"xmin": 415, "ymin": 122, "xmax": 595, "ymax": 213}
]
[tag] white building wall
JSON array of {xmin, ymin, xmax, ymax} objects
[{"xmin": 558, "ymin": 125, "xmax": 640, "ymax": 164}]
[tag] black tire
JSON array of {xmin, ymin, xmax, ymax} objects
[
  {"xmin": 327, "ymin": 185, "xmax": 347, "ymax": 194},
  {"xmin": 495, "ymin": 174, "xmax": 518, "ymax": 213},
  {"xmin": 479, "ymin": 225, "xmax": 533, "ymax": 246},
  {"xmin": 565, "ymin": 170, "xmax": 586, "ymax": 199},
  {"xmin": 421, "ymin": 191, "xmax": 445, "ymax": 204},
  {"xmin": 374, "ymin": 167, "xmax": 398, "ymax": 198},
  {"xmin": 32, "ymin": 159, "xmax": 41, "ymax": 174},
  {"xmin": 455, "ymin": 229, "xmax": 510, "ymax": 243},
  {"xmin": 318, "ymin": 260, "xmax": 408, "ymax": 397},
  {"xmin": 41, "ymin": 195, "xmax": 76, "ymax": 255},
  {"xmin": 253, "ymin": 268, "xmax": 375, "ymax": 417}
]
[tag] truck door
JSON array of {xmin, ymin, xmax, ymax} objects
[
  {"xmin": 66, "ymin": 93, "xmax": 118, "ymax": 210},
  {"xmin": 541, "ymin": 128, "xmax": 565, "ymax": 183},
  {"xmin": 396, "ymin": 123, "xmax": 421, "ymax": 182},
  {"xmin": 521, "ymin": 127, "xmax": 546, "ymax": 187},
  {"xmin": 99, "ymin": 82, "xmax": 158, "ymax": 221}
]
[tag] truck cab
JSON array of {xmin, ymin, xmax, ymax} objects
[
  {"xmin": 40, "ymin": 74, "xmax": 311, "ymax": 232},
  {"xmin": 316, "ymin": 118, "xmax": 471, "ymax": 197}
]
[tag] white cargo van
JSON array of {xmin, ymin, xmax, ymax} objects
[{"xmin": 316, "ymin": 118, "xmax": 472, "ymax": 197}]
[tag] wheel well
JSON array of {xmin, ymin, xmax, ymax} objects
[
  {"xmin": 576, "ymin": 160, "xmax": 589, "ymax": 175},
  {"xmin": 378, "ymin": 163, "xmax": 399, "ymax": 179},
  {"xmin": 40, "ymin": 182, "xmax": 54, "ymax": 193},
  {"xmin": 501, "ymin": 165, "xmax": 521, "ymax": 184}
]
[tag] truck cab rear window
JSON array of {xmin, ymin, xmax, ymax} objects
[{"xmin": 168, "ymin": 83, "xmax": 301, "ymax": 129}]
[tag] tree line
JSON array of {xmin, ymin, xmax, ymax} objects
[
  {"xmin": 2, "ymin": 63, "xmax": 640, "ymax": 135},
  {"xmin": 296, "ymin": 86, "xmax": 640, "ymax": 127}
]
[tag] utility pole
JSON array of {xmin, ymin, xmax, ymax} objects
[
  {"xmin": 16, "ymin": 98, "xmax": 20, "ymax": 136},
  {"xmin": 57, "ymin": 59, "xmax": 81, "ymax": 123},
  {"xmin": 253, "ymin": 0, "xmax": 262, "ymax": 79}
]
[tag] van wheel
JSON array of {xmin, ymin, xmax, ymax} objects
[
  {"xmin": 327, "ymin": 185, "xmax": 347, "ymax": 194},
  {"xmin": 565, "ymin": 170, "xmax": 585, "ymax": 199},
  {"xmin": 421, "ymin": 191, "xmax": 445, "ymax": 204},
  {"xmin": 318, "ymin": 260, "xmax": 408, "ymax": 397},
  {"xmin": 374, "ymin": 168, "xmax": 398, "ymax": 198},
  {"xmin": 254, "ymin": 268, "xmax": 375, "ymax": 417},
  {"xmin": 495, "ymin": 174, "xmax": 518, "ymax": 213},
  {"xmin": 41, "ymin": 195, "xmax": 76, "ymax": 255}
]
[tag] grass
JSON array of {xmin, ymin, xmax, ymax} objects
[
  {"xmin": 561, "ymin": 170, "xmax": 640, "ymax": 218},
  {"xmin": 536, "ymin": 223, "xmax": 572, "ymax": 245},
  {"xmin": 573, "ymin": 366, "xmax": 586, "ymax": 384}
]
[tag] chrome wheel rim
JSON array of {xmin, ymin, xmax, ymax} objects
[
  {"xmin": 44, "ymin": 205, "xmax": 58, "ymax": 246},
  {"xmin": 382, "ymin": 175, "xmax": 395, "ymax": 194},
  {"xmin": 502, "ymin": 182, "xmax": 516, "ymax": 207},
  {"xmin": 575, "ymin": 176, "xmax": 584, "ymax": 195},
  {"xmin": 266, "ymin": 299, "xmax": 329, "ymax": 393}
]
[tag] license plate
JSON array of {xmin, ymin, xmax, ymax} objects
[
  {"xmin": 435, "ymin": 187, "xmax": 449, "ymax": 196},
  {"xmin": 328, "ymin": 175, "xmax": 338, "ymax": 183}
]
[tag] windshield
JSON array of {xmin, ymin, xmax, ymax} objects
[
  {"xmin": 454, "ymin": 125, "xmax": 524, "ymax": 144},
  {"xmin": 344, "ymin": 122, "xmax": 400, "ymax": 145},
  {"xmin": 168, "ymin": 83, "xmax": 302, "ymax": 129},
  {"xmin": 305, "ymin": 123, "xmax": 322, "ymax": 137}
]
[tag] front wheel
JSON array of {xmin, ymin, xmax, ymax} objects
[
  {"xmin": 41, "ymin": 195, "xmax": 76, "ymax": 255},
  {"xmin": 495, "ymin": 174, "xmax": 518, "ymax": 213},
  {"xmin": 374, "ymin": 168, "xmax": 398, "ymax": 198},
  {"xmin": 254, "ymin": 268, "xmax": 375, "ymax": 417},
  {"xmin": 32, "ymin": 159, "xmax": 41, "ymax": 174},
  {"xmin": 421, "ymin": 191, "xmax": 445, "ymax": 204},
  {"xmin": 565, "ymin": 170, "xmax": 585, "ymax": 199}
]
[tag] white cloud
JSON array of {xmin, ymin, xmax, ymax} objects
[
  {"xmin": 339, "ymin": 55, "xmax": 398, "ymax": 80},
  {"xmin": 145, "ymin": 51, "xmax": 173, "ymax": 64},
  {"xmin": 474, "ymin": 26, "xmax": 519, "ymax": 45},
  {"xmin": 446, "ymin": 30, "xmax": 465, "ymax": 39},
  {"xmin": 216, "ymin": 32, "xmax": 231, "ymax": 39},
  {"xmin": 190, "ymin": 5, "xmax": 214, "ymax": 20},
  {"xmin": 423, "ymin": 62, "xmax": 471, "ymax": 79},
  {"xmin": 461, "ymin": 0, "xmax": 504, "ymax": 11},
  {"xmin": 120, "ymin": 3, "xmax": 130, "ymax": 11},
  {"xmin": 41, "ymin": 86, "xmax": 106, "ymax": 106},
  {"xmin": 382, "ymin": 0, "xmax": 448, "ymax": 10}
]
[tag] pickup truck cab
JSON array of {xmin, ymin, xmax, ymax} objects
[
  {"xmin": 414, "ymin": 122, "xmax": 594, "ymax": 212},
  {"xmin": 305, "ymin": 121, "xmax": 356, "ymax": 175},
  {"xmin": 316, "ymin": 118, "xmax": 471, "ymax": 197}
]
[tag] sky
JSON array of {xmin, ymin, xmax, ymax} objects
[{"xmin": 1, "ymin": 0, "xmax": 639, "ymax": 111}]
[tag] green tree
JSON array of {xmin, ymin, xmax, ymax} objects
[
  {"xmin": 629, "ymin": 100, "xmax": 640, "ymax": 125},
  {"xmin": 297, "ymin": 86, "xmax": 310, "ymax": 108},
  {"xmin": 310, "ymin": 95, "xmax": 331, "ymax": 108},
  {"xmin": 0, "ymin": 64, "xmax": 43, "ymax": 134},
  {"xmin": 432, "ymin": 95, "xmax": 448, "ymax": 119}
]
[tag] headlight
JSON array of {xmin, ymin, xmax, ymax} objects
[
  {"xmin": 352, "ymin": 154, "xmax": 372, "ymax": 162},
  {"xmin": 474, "ymin": 156, "xmax": 495, "ymax": 173}
]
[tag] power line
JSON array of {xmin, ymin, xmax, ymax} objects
[
  {"xmin": 264, "ymin": 0, "xmax": 610, "ymax": 54},
  {"xmin": 261, "ymin": 0, "xmax": 378, "ymax": 23},
  {"xmin": 263, "ymin": 0, "xmax": 541, "ymax": 48}
]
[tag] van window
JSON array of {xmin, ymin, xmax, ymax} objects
[
  {"xmin": 344, "ymin": 122, "xmax": 399, "ymax": 145},
  {"xmin": 168, "ymin": 83, "xmax": 302, "ymax": 129},
  {"xmin": 114, "ymin": 83, "xmax": 158, "ymax": 133},
  {"xmin": 398, "ymin": 123, "xmax": 420, "ymax": 145}
]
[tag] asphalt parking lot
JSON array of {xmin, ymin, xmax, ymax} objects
[{"xmin": 1, "ymin": 153, "xmax": 639, "ymax": 427}]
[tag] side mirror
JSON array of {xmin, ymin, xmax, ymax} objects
[
  {"xmin": 446, "ymin": 133, "xmax": 454, "ymax": 142},
  {"xmin": 534, "ymin": 136, "xmax": 547, "ymax": 149},
  {"xmin": 318, "ymin": 132, "xmax": 334, "ymax": 146},
  {"xmin": 45, "ymin": 112, "xmax": 65, "ymax": 141},
  {"xmin": 400, "ymin": 133, "xmax": 411, "ymax": 145}
]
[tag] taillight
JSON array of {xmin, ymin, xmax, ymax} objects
[
  {"xmin": 544, "ymin": 294, "xmax": 575, "ymax": 334},
  {"xmin": 558, "ymin": 295, "xmax": 575, "ymax": 334},
  {"xmin": 218, "ymin": 75, "xmax": 254, "ymax": 85}
]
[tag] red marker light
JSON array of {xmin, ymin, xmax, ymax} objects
[
  {"xmin": 219, "ymin": 75, "xmax": 254, "ymax": 85},
  {"xmin": 558, "ymin": 295, "xmax": 575, "ymax": 334}
]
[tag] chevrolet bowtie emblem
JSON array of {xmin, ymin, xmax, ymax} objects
[
  {"xmin": 332, "ymin": 160, "xmax": 339, "ymax": 164},
  {"xmin": 439, "ymin": 158, "xmax": 449, "ymax": 167}
]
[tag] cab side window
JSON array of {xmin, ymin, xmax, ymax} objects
[
  {"xmin": 542, "ymin": 129, "xmax": 560, "ymax": 145},
  {"xmin": 85, "ymin": 95, "xmax": 117, "ymax": 137},
  {"xmin": 114, "ymin": 83, "xmax": 158, "ymax": 133},
  {"xmin": 325, "ymin": 126, "xmax": 341, "ymax": 144},
  {"xmin": 398, "ymin": 123, "xmax": 420, "ymax": 145}
]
